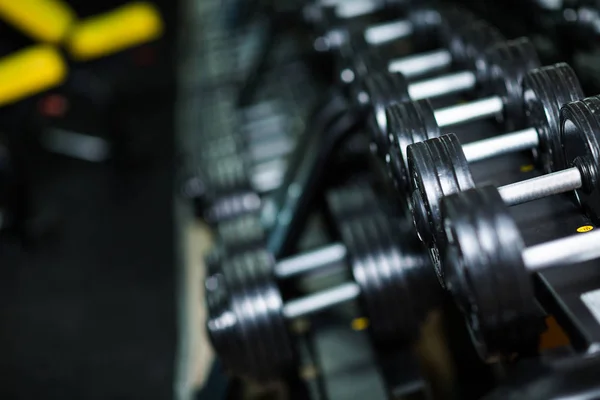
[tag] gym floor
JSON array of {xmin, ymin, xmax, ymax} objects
[{"xmin": 0, "ymin": 1, "xmax": 200, "ymax": 398}]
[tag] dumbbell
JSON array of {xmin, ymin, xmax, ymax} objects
[
  {"xmin": 381, "ymin": 38, "xmax": 541, "ymax": 193},
  {"xmin": 205, "ymin": 182, "xmax": 381, "ymax": 276},
  {"xmin": 206, "ymin": 211, "xmax": 438, "ymax": 382},
  {"xmin": 323, "ymin": 2, "xmax": 464, "ymax": 56},
  {"xmin": 408, "ymin": 93, "xmax": 600, "ymax": 285},
  {"xmin": 441, "ymin": 184, "xmax": 600, "ymax": 360},
  {"xmin": 344, "ymin": 19, "xmax": 504, "ymax": 109}
]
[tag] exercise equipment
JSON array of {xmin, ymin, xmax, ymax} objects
[{"xmin": 441, "ymin": 184, "xmax": 600, "ymax": 360}]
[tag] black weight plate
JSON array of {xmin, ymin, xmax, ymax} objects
[
  {"xmin": 442, "ymin": 20, "xmax": 504, "ymax": 82},
  {"xmin": 343, "ymin": 214, "xmax": 387, "ymax": 339},
  {"xmin": 364, "ymin": 214, "xmax": 401, "ymax": 341},
  {"xmin": 458, "ymin": 22, "xmax": 505, "ymax": 86},
  {"xmin": 363, "ymin": 71, "xmax": 411, "ymax": 148},
  {"xmin": 442, "ymin": 186, "xmax": 541, "ymax": 360},
  {"xmin": 407, "ymin": 133, "xmax": 475, "ymax": 283},
  {"xmin": 371, "ymin": 214, "xmax": 430, "ymax": 342},
  {"xmin": 561, "ymin": 96, "xmax": 600, "ymax": 225},
  {"xmin": 216, "ymin": 213, "xmax": 266, "ymax": 250},
  {"xmin": 436, "ymin": 5, "xmax": 477, "ymax": 52},
  {"xmin": 407, "ymin": 6, "xmax": 446, "ymax": 51},
  {"xmin": 523, "ymin": 63, "xmax": 584, "ymax": 173},
  {"xmin": 385, "ymin": 100, "xmax": 441, "ymax": 194},
  {"xmin": 483, "ymin": 38, "xmax": 541, "ymax": 130},
  {"xmin": 215, "ymin": 250, "xmax": 295, "ymax": 382},
  {"xmin": 345, "ymin": 49, "xmax": 388, "ymax": 103}
]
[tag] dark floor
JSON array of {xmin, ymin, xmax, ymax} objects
[{"xmin": 0, "ymin": 1, "xmax": 179, "ymax": 398}]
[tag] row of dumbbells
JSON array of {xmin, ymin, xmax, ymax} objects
[{"xmin": 199, "ymin": 0, "xmax": 600, "ymax": 385}]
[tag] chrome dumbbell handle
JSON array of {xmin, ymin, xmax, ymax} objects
[
  {"xmin": 365, "ymin": 19, "xmax": 414, "ymax": 45},
  {"xmin": 433, "ymin": 96, "xmax": 504, "ymax": 127},
  {"xmin": 523, "ymin": 229, "xmax": 600, "ymax": 273},
  {"xmin": 498, "ymin": 167, "xmax": 582, "ymax": 206},
  {"xmin": 388, "ymin": 48, "xmax": 452, "ymax": 78},
  {"xmin": 275, "ymin": 242, "xmax": 347, "ymax": 278},
  {"xmin": 408, "ymin": 70, "xmax": 477, "ymax": 100},
  {"xmin": 462, "ymin": 127, "xmax": 539, "ymax": 163},
  {"xmin": 282, "ymin": 282, "xmax": 360, "ymax": 319}
]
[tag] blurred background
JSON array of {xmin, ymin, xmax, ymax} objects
[{"xmin": 0, "ymin": 0, "xmax": 178, "ymax": 398}]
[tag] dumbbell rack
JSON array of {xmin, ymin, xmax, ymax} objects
[{"xmin": 182, "ymin": 1, "xmax": 600, "ymax": 399}]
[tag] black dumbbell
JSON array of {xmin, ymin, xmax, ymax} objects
[
  {"xmin": 206, "ymin": 211, "xmax": 438, "ymax": 382},
  {"xmin": 205, "ymin": 182, "xmax": 381, "ymax": 275},
  {"xmin": 382, "ymin": 38, "xmax": 541, "ymax": 192},
  {"xmin": 409, "ymin": 94, "xmax": 600, "ymax": 285},
  {"xmin": 346, "ymin": 20, "xmax": 504, "ymax": 110},
  {"xmin": 441, "ymin": 184, "xmax": 600, "ymax": 360},
  {"xmin": 317, "ymin": 0, "xmax": 443, "ymax": 49},
  {"xmin": 407, "ymin": 69, "xmax": 593, "ymax": 283}
]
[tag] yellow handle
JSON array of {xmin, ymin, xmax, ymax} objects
[
  {"xmin": 0, "ymin": 0, "xmax": 75, "ymax": 44},
  {"xmin": 67, "ymin": 2, "xmax": 164, "ymax": 62},
  {"xmin": 0, "ymin": 45, "xmax": 67, "ymax": 106}
]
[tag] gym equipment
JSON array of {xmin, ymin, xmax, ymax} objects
[
  {"xmin": 346, "ymin": 20, "xmax": 504, "ymax": 108},
  {"xmin": 206, "ymin": 209, "xmax": 438, "ymax": 382},
  {"xmin": 408, "ymin": 86, "xmax": 597, "ymax": 284},
  {"xmin": 441, "ymin": 184, "xmax": 600, "ymax": 360},
  {"xmin": 382, "ymin": 38, "xmax": 541, "ymax": 192}
]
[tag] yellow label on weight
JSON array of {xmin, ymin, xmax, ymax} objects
[
  {"xmin": 520, "ymin": 164, "xmax": 534, "ymax": 173},
  {"xmin": 351, "ymin": 317, "xmax": 369, "ymax": 331},
  {"xmin": 577, "ymin": 225, "xmax": 594, "ymax": 233},
  {"xmin": 0, "ymin": 0, "xmax": 75, "ymax": 43},
  {"xmin": 66, "ymin": 2, "xmax": 163, "ymax": 61}
]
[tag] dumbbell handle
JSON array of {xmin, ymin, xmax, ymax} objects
[
  {"xmin": 434, "ymin": 96, "xmax": 504, "ymax": 127},
  {"xmin": 523, "ymin": 229, "xmax": 600, "ymax": 272},
  {"xmin": 283, "ymin": 282, "xmax": 360, "ymax": 319},
  {"xmin": 284, "ymin": 228, "xmax": 600, "ymax": 319},
  {"xmin": 462, "ymin": 127, "xmax": 539, "ymax": 163},
  {"xmin": 498, "ymin": 167, "xmax": 582, "ymax": 206},
  {"xmin": 365, "ymin": 19, "xmax": 414, "ymax": 46},
  {"xmin": 335, "ymin": 0, "xmax": 381, "ymax": 19},
  {"xmin": 389, "ymin": 48, "xmax": 452, "ymax": 79},
  {"xmin": 275, "ymin": 242, "xmax": 347, "ymax": 278},
  {"xmin": 409, "ymin": 70, "xmax": 476, "ymax": 101}
]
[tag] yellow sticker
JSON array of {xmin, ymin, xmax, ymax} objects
[
  {"xmin": 577, "ymin": 225, "xmax": 594, "ymax": 233},
  {"xmin": 351, "ymin": 317, "xmax": 369, "ymax": 331},
  {"xmin": 520, "ymin": 164, "xmax": 534, "ymax": 172}
]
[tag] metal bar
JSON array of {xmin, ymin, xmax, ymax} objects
[
  {"xmin": 364, "ymin": 19, "xmax": 413, "ymax": 45},
  {"xmin": 523, "ymin": 229, "xmax": 600, "ymax": 272},
  {"xmin": 335, "ymin": 0, "xmax": 379, "ymax": 19},
  {"xmin": 463, "ymin": 128, "xmax": 539, "ymax": 163},
  {"xmin": 388, "ymin": 48, "xmax": 452, "ymax": 79},
  {"xmin": 409, "ymin": 70, "xmax": 476, "ymax": 101},
  {"xmin": 434, "ymin": 96, "xmax": 504, "ymax": 128},
  {"xmin": 498, "ymin": 167, "xmax": 582, "ymax": 206},
  {"xmin": 275, "ymin": 243, "xmax": 347, "ymax": 279},
  {"xmin": 282, "ymin": 282, "xmax": 360, "ymax": 319}
]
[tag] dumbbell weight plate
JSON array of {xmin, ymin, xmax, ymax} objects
[
  {"xmin": 561, "ymin": 96, "xmax": 600, "ymax": 224},
  {"xmin": 207, "ymin": 249, "xmax": 295, "ymax": 381},
  {"xmin": 485, "ymin": 38, "xmax": 541, "ymax": 130},
  {"xmin": 363, "ymin": 71, "xmax": 411, "ymax": 144},
  {"xmin": 386, "ymin": 99, "xmax": 441, "ymax": 193},
  {"xmin": 523, "ymin": 63, "xmax": 584, "ymax": 173},
  {"xmin": 407, "ymin": 64, "xmax": 585, "ymax": 281},
  {"xmin": 444, "ymin": 21, "xmax": 504, "ymax": 85},
  {"xmin": 342, "ymin": 212, "xmax": 433, "ymax": 342},
  {"xmin": 408, "ymin": 133, "xmax": 474, "ymax": 280},
  {"xmin": 442, "ymin": 186, "xmax": 543, "ymax": 360}
]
